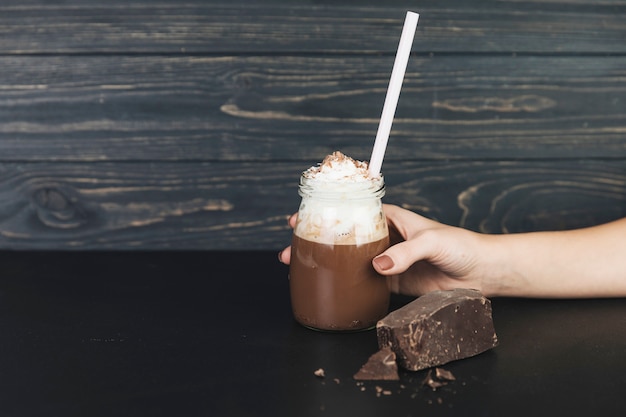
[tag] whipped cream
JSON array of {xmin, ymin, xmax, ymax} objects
[
  {"xmin": 295, "ymin": 151, "xmax": 387, "ymax": 245},
  {"xmin": 303, "ymin": 151, "xmax": 372, "ymax": 182}
]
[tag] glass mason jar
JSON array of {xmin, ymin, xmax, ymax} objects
[{"xmin": 289, "ymin": 174, "xmax": 390, "ymax": 331}]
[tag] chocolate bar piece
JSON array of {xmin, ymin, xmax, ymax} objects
[
  {"xmin": 377, "ymin": 288, "xmax": 498, "ymax": 371},
  {"xmin": 353, "ymin": 346, "xmax": 399, "ymax": 381}
]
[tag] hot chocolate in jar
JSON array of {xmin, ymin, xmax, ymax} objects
[{"xmin": 289, "ymin": 151, "xmax": 390, "ymax": 331}]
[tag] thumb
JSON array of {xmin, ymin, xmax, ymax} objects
[{"xmin": 372, "ymin": 236, "xmax": 433, "ymax": 276}]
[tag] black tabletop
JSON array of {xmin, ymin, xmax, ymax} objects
[{"xmin": 0, "ymin": 251, "xmax": 624, "ymax": 417}]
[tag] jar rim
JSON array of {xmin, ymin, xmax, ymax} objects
[{"xmin": 298, "ymin": 174, "xmax": 385, "ymax": 199}]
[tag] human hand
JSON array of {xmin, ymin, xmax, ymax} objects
[
  {"xmin": 372, "ymin": 204, "xmax": 496, "ymax": 297},
  {"xmin": 278, "ymin": 204, "xmax": 499, "ymax": 297},
  {"xmin": 277, "ymin": 213, "xmax": 297, "ymax": 266}
]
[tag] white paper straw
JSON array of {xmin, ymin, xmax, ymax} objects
[{"xmin": 368, "ymin": 11, "xmax": 419, "ymax": 177}]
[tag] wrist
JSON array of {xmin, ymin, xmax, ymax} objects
[{"xmin": 477, "ymin": 234, "xmax": 524, "ymax": 297}]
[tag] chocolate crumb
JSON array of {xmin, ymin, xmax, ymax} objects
[
  {"xmin": 422, "ymin": 369, "xmax": 450, "ymax": 391},
  {"xmin": 435, "ymin": 367, "xmax": 456, "ymax": 381},
  {"xmin": 422, "ymin": 369, "xmax": 448, "ymax": 391}
]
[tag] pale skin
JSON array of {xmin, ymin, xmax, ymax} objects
[{"xmin": 278, "ymin": 204, "xmax": 626, "ymax": 298}]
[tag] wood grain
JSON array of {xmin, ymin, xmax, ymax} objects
[
  {"xmin": 1, "ymin": 55, "xmax": 625, "ymax": 161},
  {"xmin": 0, "ymin": 161, "xmax": 623, "ymax": 249}
]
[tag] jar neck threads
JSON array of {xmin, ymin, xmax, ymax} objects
[{"xmin": 298, "ymin": 175, "xmax": 386, "ymax": 200}]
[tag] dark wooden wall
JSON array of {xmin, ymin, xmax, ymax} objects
[{"xmin": 0, "ymin": 0, "xmax": 625, "ymax": 250}]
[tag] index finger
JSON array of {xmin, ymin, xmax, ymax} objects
[{"xmin": 383, "ymin": 204, "xmax": 440, "ymax": 241}]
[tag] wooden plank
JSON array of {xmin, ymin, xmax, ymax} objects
[
  {"xmin": 0, "ymin": 0, "xmax": 623, "ymax": 251},
  {"xmin": 384, "ymin": 160, "xmax": 626, "ymax": 234},
  {"xmin": 0, "ymin": 162, "xmax": 296, "ymax": 250},
  {"xmin": 0, "ymin": 1, "xmax": 625, "ymax": 54},
  {"xmin": 0, "ymin": 160, "xmax": 623, "ymax": 250},
  {"xmin": 0, "ymin": 55, "xmax": 625, "ymax": 162}
]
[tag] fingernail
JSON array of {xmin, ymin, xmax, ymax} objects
[
  {"xmin": 373, "ymin": 255, "xmax": 394, "ymax": 271},
  {"xmin": 277, "ymin": 250, "xmax": 284, "ymax": 263}
]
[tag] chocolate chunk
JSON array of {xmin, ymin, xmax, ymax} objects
[
  {"xmin": 353, "ymin": 346, "xmax": 400, "ymax": 381},
  {"xmin": 376, "ymin": 288, "xmax": 498, "ymax": 371}
]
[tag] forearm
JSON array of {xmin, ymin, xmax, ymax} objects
[{"xmin": 484, "ymin": 218, "xmax": 626, "ymax": 298}]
